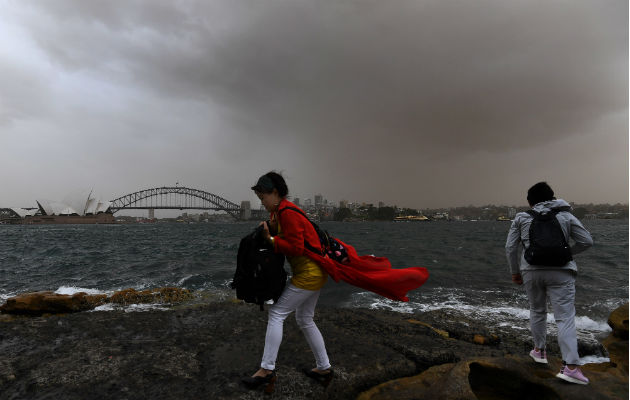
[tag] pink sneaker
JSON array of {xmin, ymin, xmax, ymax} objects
[
  {"xmin": 529, "ymin": 348, "xmax": 548, "ymax": 364},
  {"xmin": 556, "ymin": 366, "xmax": 589, "ymax": 385}
]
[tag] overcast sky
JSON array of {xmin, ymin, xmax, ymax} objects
[{"xmin": 0, "ymin": 0, "xmax": 627, "ymax": 211}]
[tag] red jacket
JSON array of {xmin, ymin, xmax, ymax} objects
[
  {"xmin": 272, "ymin": 199, "xmax": 429, "ymax": 302},
  {"xmin": 272, "ymin": 199, "xmax": 321, "ymax": 257}
]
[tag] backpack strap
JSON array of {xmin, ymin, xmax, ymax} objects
[
  {"xmin": 278, "ymin": 205, "xmax": 309, "ymax": 219},
  {"xmin": 527, "ymin": 207, "xmax": 570, "ymax": 218},
  {"xmin": 277, "ymin": 206, "xmax": 324, "ymax": 255},
  {"xmin": 526, "ymin": 208, "xmax": 571, "ymax": 243},
  {"xmin": 526, "ymin": 210, "xmax": 539, "ymax": 218}
]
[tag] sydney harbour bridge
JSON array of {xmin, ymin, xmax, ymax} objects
[{"xmin": 109, "ymin": 186, "xmax": 257, "ymax": 220}]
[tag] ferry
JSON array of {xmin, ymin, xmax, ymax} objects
[{"xmin": 394, "ymin": 215, "xmax": 431, "ymax": 222}]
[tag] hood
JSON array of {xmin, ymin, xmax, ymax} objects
[{"xmin": 532, "ymin": 199, "xmax": 572, "ymax": 214}]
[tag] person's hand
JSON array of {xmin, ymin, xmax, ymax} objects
[
  {"xmin": 268, "ymin": 215, "xmax": 278, "ymax": 235},
  {"xmin": 512, "ymin": 273, "xmax": 523, "ymax": 285},
  {"xmin": 259, "ymin": 221, "xmax": 272, "ymax": 242}
]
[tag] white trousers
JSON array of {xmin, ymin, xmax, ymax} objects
[
  {"xmin": 261, "ymin": 283, "xmax": 331, "ymax": 371},
  {"xmin": 523, "ymin": 269, "xmax": 580, "ymax": 365}
]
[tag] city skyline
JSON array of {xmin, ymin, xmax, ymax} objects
[
  {"xmin": 119, "ymin": 198, "xmax": 627, "ymax": 222},
  {"xmin": 3, "ymin": 184, "xmax": 628, "ymax": 216},
  {"xmin": 0, "ymin": 1, "xmax": 627, "ymax": 210}
]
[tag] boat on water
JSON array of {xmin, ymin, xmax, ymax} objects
[
  {"xmin": 394, "ymin": 215, "xmax": 431, "ymax": 222},
  {"xmin": 496, "ymin": 216, "xmax": 513, "ymax": 222}
]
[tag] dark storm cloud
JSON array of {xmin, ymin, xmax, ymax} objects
[
  {"xmin": 1, "ymin": 0, "xmax": 627, "ymax": 208},
  {"xmin": 27, "ymin": 1, "xmax": 627, "ymax": 148}
]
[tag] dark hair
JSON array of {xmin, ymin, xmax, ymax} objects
[
  {"xmin": 527, "ymin": 182, "xmax": 555, "ymax": 206},
  {"xmin": 251, "ymin": 171, "xmax": 289, "ymax": 197}
]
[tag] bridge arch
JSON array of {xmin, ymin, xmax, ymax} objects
[{"xmin": 110, "ymin": 187, "xmax": 242, "ymax": 219}]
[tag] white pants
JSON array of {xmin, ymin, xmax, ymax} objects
[
  {"xmin": 523, "ymin": 269, "xmax": 580, "ymax": 365},
  {"xmin": 261, "ymin": 283, "xmax": 331, "ymax": 371}
]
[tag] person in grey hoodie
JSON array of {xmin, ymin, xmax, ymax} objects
[{"xmin": 506, "ymin": 182, "xmax": 593, "ymax": 385}]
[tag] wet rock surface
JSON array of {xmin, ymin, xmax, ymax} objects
[
  {"xmin": 0, "ymin": 299, "xmax": 626, "ymax": 400},
  {"xmin": 359, "ymin": 303, "xmax": 628, "ymax": 400},
  {"xmin": 0, "ymin": 288, "xmax": 193, "ymax": 316},
  {"xmin": 607, "ymin": 302, "xmax": 628, "ymax": 339}
]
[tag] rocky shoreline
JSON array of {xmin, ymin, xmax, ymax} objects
[{"xmin": 0, "ymin": 291, "xmax": 627, "ymax": 400}]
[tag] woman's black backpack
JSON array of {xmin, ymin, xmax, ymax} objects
[{"xmin": 231, "ymin": 225, "xmax": 287, "ymax": 310}]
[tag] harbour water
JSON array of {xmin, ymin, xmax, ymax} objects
[{"xmin": 1, "ymin": 219, "xmax": 627, "ymax": 361}]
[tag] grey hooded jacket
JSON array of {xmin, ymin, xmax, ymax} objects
[{"xmin": 505, "ymin": 199, "xmax": 593, "ymax": 275}]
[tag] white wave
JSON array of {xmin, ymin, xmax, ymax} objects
[
  {"xmin": 368, "ymin": 298, "xmax": 415, "ymax": 313},
  {"xmin": 177, "ymin": 275, "xmax": 194, "ymax": 285},
  {"xmin": 574, "ymin": 316, "xmax": 611, "ymax": 333},
  {"xmin": 91, "ymin": 303, "xmax": 115, "ymax": 312},
  {"xmin": 89, "ymin": 302, "xmax": 172, "ymax": 313},
  {"xmin": 55, "ymin": 286, "xmax": 110, "ymax": 296},
  {"xmin": 124, "ymin": 303, "xmax": 168, "ymax": 312},
  {"xmin": 112, "ymin": 282, "xmax": 154, "ymax": 293},
  {"xmin": 348, "ymin": 290, "xmax": 613, "ymax": 336},
  {"xmin": 580, "ymin": 355, "xmax": 610, "ymax": 365},
  {"xmin": 424, "ymin": 303, "xmax": 611, "ymax": 334},
  {"xmin": 344, "ymin": 292, "xmax": 410, "ymax": 313},
  {"xmin": 407, "ymin": 297, "xmax": 533, "ymax": 322},
  {"xmin": 0, "ymin": 292, "xmax": 15, "ymax": 302},
  {"xmin": 590, "ymin": 298, "xmax": 629, "ymax": 311},
  {"xmin": 498, "ymin": 322, "xmax": 528, "ymax": 330},
  {"xmin": 133, "ymin": 282, "xmax": 154, "ymax": 291}
]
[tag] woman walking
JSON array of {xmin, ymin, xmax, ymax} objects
[{"xmin": 242, "ymin": 171, "xmax": 333, "ymax": 392}]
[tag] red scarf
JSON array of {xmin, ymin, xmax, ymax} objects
[{"xmin": 304, "ymin": 238, "xmax": 429, "ymax": 302}]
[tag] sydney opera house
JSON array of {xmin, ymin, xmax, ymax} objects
[{"xmin": 0, "ymin": 194, "xmax": 114, "ymax": 224}]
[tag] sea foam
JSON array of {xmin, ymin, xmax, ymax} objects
[
  {"xmin": 348, "ymin": 290, "xmax": 613, "ymax": 335},
  {"xmin": 0, "ymin": 292, "xmax": 15, "ymax": 302},
  {"xmin": 580, "ymin": 355, "xmax": 611, "ymax": 365},
  {"xmin": 124, "ymin": 303, "xmax": 168, "ymax": 312},
  {"xmin": 55, "ymin": 286, "xmax": 110, "ymax": 296}
]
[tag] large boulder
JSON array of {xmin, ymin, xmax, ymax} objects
[
  {"xmin": 358, "ymin": 355, "xmax": 627, "ymax": 400},
  {"xmin": 607, "ymin": 302, "xmax": 628, "ymax": 339},
  {"xmin": 359, "ymin": 304, "xmax": 630, "ymax": 400},
  {"xmin": 599, "ymin": 302, "xmax": 629, "ymax": 379},
  {"xmin": 108, "ymin": 287, "xmax": 193, "ymax": 305},
  {"xmin": 0, "ymin": 291, "xmax": 107, "ymax": 316}
]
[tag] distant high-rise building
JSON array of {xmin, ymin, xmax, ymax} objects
[
  {"xmin": 378, "ymin": 201, "xmax": 385, "ymax": 209},
  {"xmin": 314, "ymin": 194, "xmax": 323, "ymax": 208},
  {"xmin": 339, "ymin": 200, "xmax": 348, "ymax": 209},
  {"xmin": 294, "ymin": 198, "xmax": 300, "ymax": 206}
]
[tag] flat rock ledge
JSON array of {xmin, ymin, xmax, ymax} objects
[
  {"xmin": 0, "ymin": 294, "xmax": 626, "ymax": 400},
  {"xmin": 0, "ymin": 287, "xmax": 193, "ymax": 316}
]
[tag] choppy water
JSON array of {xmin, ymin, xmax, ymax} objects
[{"xmin": 1, "ymin": 220, "xmax": 627, "ymax": 360}]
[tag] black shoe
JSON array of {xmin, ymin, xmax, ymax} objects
[
  {"xmin": 241, "ymin": 371, "xmax": 277, "ymax": 394},
  {"xmin": 302, "ymin": 368, "xmax": 334, "ymax": 387}
]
